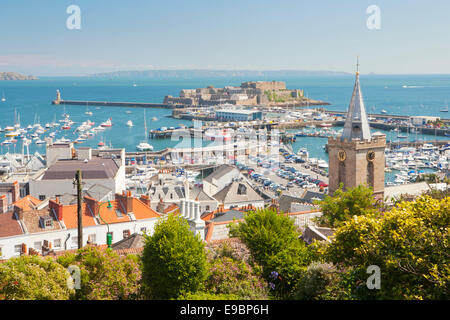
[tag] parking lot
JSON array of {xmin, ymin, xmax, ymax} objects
[{"xmin": 237, "ymin": 147, "xmax": 329, "ymax": 198}]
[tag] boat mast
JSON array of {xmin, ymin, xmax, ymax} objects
[{"xmin": 144, "ymin": 109, "xmax": 148, "ymax": 140}]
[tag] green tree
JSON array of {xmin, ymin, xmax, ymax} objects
[
  {"xmin": 0, "ymin": 255, "xmax": 74, "ymax": 300},
  {"xmin": 325, "ymin": 195, "xmax": 449, "ymax": 299},
  {"xmin": 141, "ymin": 214, "xmax": 208, "ymax": 299},
  {"xmin": 229, "ymin": 208, "xmax": 312, "ymax": 298},
  {"xmin": 315, "ymin": 184, "xmax": 381, "ymax": 228},
  {"xmin": 57, "ymin": 246, "xmax": 141, "ymax": 300}
]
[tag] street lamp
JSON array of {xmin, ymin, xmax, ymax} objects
[{"xmin": 97, "ymin": 200, "xmax": 113, "ymax": 248}]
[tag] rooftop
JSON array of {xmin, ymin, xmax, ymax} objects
[{"xmin": 41, "ymin": 157, "xmax": 119, "ymax": 180}]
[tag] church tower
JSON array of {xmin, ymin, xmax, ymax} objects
[{"xmin": 328, "ymin": 59, "xmax": 386, "ymax": 197}]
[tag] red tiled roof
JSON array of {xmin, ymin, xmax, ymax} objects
[
  {"xmin": 130, "ymin": 199, "xmax": 160, "ymax": 220},
  {"xmin": 12, "ymin": 195, "xmax": 42, "ymax": 211},
  {"xmin": 61, "ymin": 203, "xmax": 97, "ymax": 229},
  {"xmin": 163, "ymin": 203, "xmax": 179, "ymax": 214},
  {"xmin": 0, "ymin": 213, "xmax": 23, "ymax": 237}
]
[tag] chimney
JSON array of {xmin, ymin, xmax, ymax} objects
[
  {"xmin": 84, "ymin": 196, "xmax": 99, "ymax": 216},
  {"xmin": 0, "ymin": 195, "xmax": 7, "ymax": 213},
  {"xmin": 14, "ymin": 205, "xmax": 24, "ymax": 221},
  {"xmin": 21, "ymin": 243, "xmax": 27, "ymax": 255},
  {"xmin": 139, "ymin": 195, "xmax": 151, "ymax": 207},
  {"xmin": 115, "ymin": 192, "xmax": 133, "ymax": 213},
  {"xmin": 12, "ymin": 181, "xmax": 20, "ymax": 203},
  {"xmin": 49, "ymin": 199, "xmax": 63, "ymax": 220},
  {"xmin": 156, "ymin": 197, "xmax": 165, "ymax": 214}
]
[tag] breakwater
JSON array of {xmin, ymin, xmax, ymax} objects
[{"xmin": 52, "ymin": 99, "xmax": 183, "ymax": 109}]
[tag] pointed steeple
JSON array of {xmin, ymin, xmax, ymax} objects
[{"xmin": 341, "ymin": 57, "xmax": 371, "ymax": 141}]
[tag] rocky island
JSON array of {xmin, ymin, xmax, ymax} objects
[{"xmin": 0, "ymin": 72, "xmax": 38, "ymax": 80}]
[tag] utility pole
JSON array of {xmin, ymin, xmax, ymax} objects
[{"xmin": 75, "ymin": 169, "xmax": 83, "ymax": 249}]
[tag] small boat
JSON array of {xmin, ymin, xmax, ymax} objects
[
  {"xmin": 1, "ymin": 92, "xmax": 5, "ymax": 102},
  {"xmin": 85, "ymin": 103, "xmax": 93, "ymax": 116},
  {"xmin": 126, "ymin": 111, "xmax": 132, "ymax": 114},
  {"xmin": 397, "ymin": 134, "xmax": 408, "ymax": 139},
  {"xmin": 62, "ymin": 124, "xmax": 71, "ymax": 130},
  {"xmin": 100, "ymin": 118, "xmax": 112, "ymax": 127},
  {"xmin": 136, "ymin": 142, "xmax": 153, "ymax": 151},
  {"xmin": 35, "ymin": 139, "xmax": 46, "ymax": 145},
  {"xmin": 98, "ymin": 141, "xmax": 105, "ymax": 147},
  {"xmin": 152, "ymin": 117, "xmax": 158, "ymax": 121},
  {"xmin": 126, "ymin": 120, "xmax": 134, "ymax": 127},
  {"xmin": 381, "ymin": 110, "xmax": 387, "ymax": 114},
  {"xmin": 4, "ymin": 126, "xmax": 14, "ymax": 131},
  {"xmin": 5, "ymin": 131, "xmax": 19, "ymax": 137}
]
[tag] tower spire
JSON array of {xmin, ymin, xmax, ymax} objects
[
  {"xmin": 356, "ymin": 56, "xmax": 360, "ymax": 75},
  {"xmin": 340, "ymin": 58, "xmax": 372, "ymax": 141}
]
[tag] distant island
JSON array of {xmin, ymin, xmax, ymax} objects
[
  {"xmin": 88, "ymin": 69, "xmax": 351, "ymax": 79},
  {"xmin": 0, "ymin": 72, "xmax": 38, "ymax": 80}
]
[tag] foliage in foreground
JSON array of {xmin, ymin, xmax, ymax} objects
[
  {"xmin": 206, "ymin": 256, "xmax": 268, "ymax": 300},
  {"xmin": 229, "ymin": 208, "xmax": 312, "ymax": 298},
  {"xmin": 325, "ymin": 195, "xmax": 449, "ymax": 299},
  {"xmin": 315, "ymin": 184, "xmax": 381, "ymax": 228},
  {"xmin": 142, "ymin": 214, "xmax": 208, "ymax": 299},
  {"xmin": 0, "ymin": 255, "xmax": 74, "ymax": 300},
  {"xmin": 57, "ymin": 246, "xmax": 141, "ymax": 300}
]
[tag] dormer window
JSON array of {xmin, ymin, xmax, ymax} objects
[
  {"xmin": 40, "ymin": 216, "xmax": 53, "ymax": 229},
  {"xmin": 237, "ymin": 183, "xmax": 247, "ymax": 195}
]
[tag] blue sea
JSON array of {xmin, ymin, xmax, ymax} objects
[{"xmin": 0, "ymin": 74, "xmax": 449, "ymax": 184}]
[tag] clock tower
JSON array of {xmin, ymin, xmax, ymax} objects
[{"xmin": 328, "ymin": 59, "xmax": 386, "ymax": 198}]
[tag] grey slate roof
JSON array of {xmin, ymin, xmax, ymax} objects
[
  {"xmin": 212, "ymin": 180, "xmax": 263, "ymax": 204},
  {"xmin": 210, "ymin": 209, "xmax": 245, "ymax": 223},
  {"xmin": 341, "ymin": 72, "xmax": 372, "ymax": 141},
  {"xmin": 111, "ymin": 233, "xmax": 145, "ymax": 250},
  {"xmin": 42, "ymin": 157, "xmax": 119, "ymax": 180},
  {"xmin": 204, "ymin": 164, "xmax": 238, "ymax": 184}
]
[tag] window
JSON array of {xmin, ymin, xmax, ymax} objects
[
  {"xmin": 0, "ymin": 246, "xmax": 3, "ymax": 258},
  {"xmin": 14, "ymin": 245, "xmax": 21, "ymax": 255},
  {"xmin": 205, "ymin": 205, "xmax": 210, "ymax": 211},
  {"xmin": 88, "ymin": 234, "xmax": 96, "ymax": 244},
  {"xmin": 53, "ymin": 239, "xmax": 61, "ymax": 249},
  {"xmin": 237, "ymin": 183, "xmax": 247, "ymax": 195},
  {"xmin": 39, "ymin": 195, "xmax": 46, "ymax": 201},
  {"xmin": 34, "ymin": 241, "xmax": 42, "ymax": 252},
  {"xmin": 123, "ymin": 230, "xmax": 131, "ymax": 239},
  {"xmin": 71, "ymin": 236, "xmax": 78, "ymax": 248},
  {"xmin": 140, "ymin": 227, "xmax": 147, "ymax": 233}
]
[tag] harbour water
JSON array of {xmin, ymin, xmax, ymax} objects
[{"xmin": 1, "ymin": 75, "xmax": 449, "ymax": 184}]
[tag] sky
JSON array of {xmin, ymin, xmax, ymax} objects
[{"xmin": 1, "ymin": 0, "xmax": 450, "ymax": 76}]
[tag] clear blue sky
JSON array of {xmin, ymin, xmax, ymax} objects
[{"xmin": 1, "ymin": 0, "xmax": 450, "ymax": 76}]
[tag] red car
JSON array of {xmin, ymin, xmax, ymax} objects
[{"xmin": 319, "ymin": 182, "xmax": 328, "ymax": 187}]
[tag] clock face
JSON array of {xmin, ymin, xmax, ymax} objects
[
  {"xmin": 338, "ymin": 150, "xmax": 346, "ymax": 162},
  {"xmin": 367, "ymin": 150, "xmax": 376, "ymax": 162}
]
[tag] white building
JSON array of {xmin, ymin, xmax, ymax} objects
[{"xmin": 30, "ymin": 146, "xmax": 126, "ymax": 201}]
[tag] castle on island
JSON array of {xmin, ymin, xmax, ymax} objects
[{"xmin": 163, "ymin": 81, "xmax": 317, "ymax": 107}]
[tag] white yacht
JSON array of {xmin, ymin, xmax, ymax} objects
[
  {"xmin": 136, "ymin": 142, "xmax": 153, "ymax": 151},
  {"xmin": 126, "ymin": 120, "xmax": 134, "ymax": 127}
]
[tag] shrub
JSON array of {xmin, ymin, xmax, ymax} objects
[
  {"xmin": 0, "ymin": 255, "xmax": 74, "ymax": 300},
  {"xmin": 206, "ymin": 257, "xmax": 268, "ymax": 299},
  {"xmin": 325, "ymin": 195, "xmax": 450, "ymax": 299},
  {"xmin": 316, "ymin": 184, "xmax": 380, "ymax": 228},
  {"xmin": 229, "ymin": 208, "xmax": 312, "ymax": 298},
  {"xmin": 57, "ymin": 246, "xmax": 141, "ymax": 300},
  {"xmin": 142, "ymin": 214, "xmax": 208, "ymax": 299}
]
